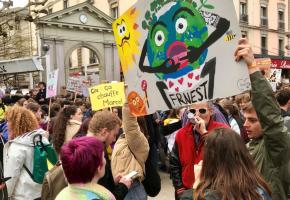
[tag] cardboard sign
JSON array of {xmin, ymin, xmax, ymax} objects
[
  {"xmin": 67, "ymin": 75, "xmax": 100, "ymax": 96},
  {"xmin": 46, "ymin": 69, "xmax": 59, "ymax": 98},
  {"xmin": 113, "ymin": 0, "xmax": 250, "ymax": 116},
  {"xmin": 89, "ymin": 82, "xmax": 125, "ymax": 111},
  {"xmin": 80, "ymin": 75, "xmax": 100, "ymax": 97},
  {"xmin": 268, "ymin": 69, "xmax": 282, "ymax": 92},
  {"xmin": 66, "ymin": 77, "xmax": 82, "ymax": 93}
]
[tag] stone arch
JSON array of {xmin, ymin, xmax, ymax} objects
[{"xmin": 64, "ymin": 42, "xmax": 104, "ymax": 81}]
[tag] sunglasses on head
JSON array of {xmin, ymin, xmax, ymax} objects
[{"xmin": 189, "ymin": 108, "xmax": 207, "ymax": 114}]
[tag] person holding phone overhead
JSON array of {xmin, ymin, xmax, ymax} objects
[{"xmin": 111, "ymin": 102, "xmax": 150, "ymax": 200}]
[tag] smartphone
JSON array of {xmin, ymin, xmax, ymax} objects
[
  {"xmin": 0, "ymin": 177, "xmax": 11, "ymax": 183},
  {"xmin": 124, "ymin": 171, "xmax": 138, "ymax": 179}
]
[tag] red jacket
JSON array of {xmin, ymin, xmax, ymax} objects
[{"xmin": 174, "ymin": 120, "xmax": 228, "ymax": 189}]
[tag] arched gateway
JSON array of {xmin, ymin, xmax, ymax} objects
[{"xmin": 36, "ymin": 2, "xmax": 120, "ymax": 91}]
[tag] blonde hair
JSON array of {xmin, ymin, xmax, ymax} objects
[
  {"xmin": 88, "ymin": 110, "xmax": 121, "ymax": 135},
  {"xmin": 5, "ymin": 106, "xmax": 39, "ymax": 139}
]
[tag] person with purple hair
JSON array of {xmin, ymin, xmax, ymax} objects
[{"xmin": 55, "ymin": 136, "xmax": 116, "ymax": 200}]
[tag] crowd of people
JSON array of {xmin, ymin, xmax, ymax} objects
[{"xmin": 0, "ymin": 39, "xmax": 289, "ymax": 200}]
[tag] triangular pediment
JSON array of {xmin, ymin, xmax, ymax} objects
[{"xmin": 37, "ymin": 2, "xmax": 114, "ymax": 30}]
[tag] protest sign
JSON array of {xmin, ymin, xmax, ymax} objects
[
  {"xmin": 66, "ymin": 77, "xmax": 82, "ymax": 93},
  {"xmin": 89, "ymin": 82, "xmax": 125, "ymax": 111},
  {"xmin": 80, "ymin": 74, "xmax": 100, "ymax": 97},
  {"xmin": 113, "ymin": 0, "xmax": 251, "ymax": 116},
  {"xmin": 46, "ymin": 69, "xmax": 59, "ymax": 98},
  {"xmin": 67, "ymin": 75, "xmax": 100, "ymax": 96},
  {"xmin": 268, "ymin": 69, "xmax": 282, "ymax": 92}
]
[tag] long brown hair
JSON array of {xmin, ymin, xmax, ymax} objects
[
  {"xmin": 52, "ymin": 105, "xmax": 78, "ymax": 154},
  {"xmin": 194, "ymin": 128, "xmax": 271, "ymax": 200}
]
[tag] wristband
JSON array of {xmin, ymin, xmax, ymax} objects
[{"xmin": 248, "ymin": 60, "xmax": 257, "ymax": 69}]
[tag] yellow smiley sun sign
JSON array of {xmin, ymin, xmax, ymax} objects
[{"xmin": 113, "ymin": 7, "xmax": 141, "ymax": 73}]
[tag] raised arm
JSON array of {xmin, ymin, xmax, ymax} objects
[
  {"xmin": 235, "ymin": 38, "xmax": 290, "ymax": 166},
  {"xmin": 122, "ymin": 103, "xmax": 149, "ymax": 165}
]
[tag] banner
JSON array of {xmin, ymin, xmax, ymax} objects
[
  {"xmin": 46, "ymin": 69, "xmax": 59, "ymax": 98},
  {"xmin": 270, "ymin": 59, "xmax": 290, "ymax": 69},
  {"xmin": 113, "ymin": 0, "xmax": 250, "ymax": 116},
  {"xmin": 89, "ymin": 82, "xmax": 125, "ymax": 111}
]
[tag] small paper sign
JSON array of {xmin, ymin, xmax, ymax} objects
[{"xmin": 89, "ymin": 82, "xmax": 125, "ymax": 111}]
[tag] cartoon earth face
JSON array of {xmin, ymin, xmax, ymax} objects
[{"xmin": 147, "ymin": 1, "xmax": 208, "ymax": 80}]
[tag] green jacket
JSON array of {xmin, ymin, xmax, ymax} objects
[{"xmin": 248, "ymin": 71, "xmax": 290, "ymax": 200}]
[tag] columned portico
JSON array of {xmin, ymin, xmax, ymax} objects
[{"xmin": 36, "ymin": 2, "xmax": 120, "ymax": 92}]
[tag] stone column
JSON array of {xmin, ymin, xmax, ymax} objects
[
  {"xmin": 113, "ymin": 44, "xmax": 120, "ymax": 81},
  {"xmin": 104, "ymin": 43, "xmax": 113, "ymax": 82},
  {"xmin": 55, "ymin": 40, "xmax": 65, "ymax": 94}
]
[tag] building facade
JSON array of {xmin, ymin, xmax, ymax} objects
[
  {"xmin": 1, "ymin": 0, "xmax": 289, "ymax": 89},
  {"xmin": 33, "ymin": 0, "xmax": 139, "ymax": 90},
  {"xmin": 234, "ymin": 0, "xmax": 289, "ymax": 56},
  {"xmin": 234, "ymin": 0, "xmax": 290, "ymax": 80}
]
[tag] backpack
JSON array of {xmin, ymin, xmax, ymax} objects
[{"xmin": 24, "ymin": 134, "xmax": 58, "ymax": 184}]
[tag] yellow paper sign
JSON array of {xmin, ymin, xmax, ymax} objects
[{"xmin": 89, "ymin": 82, "xmax": 125, "ymax": 111}]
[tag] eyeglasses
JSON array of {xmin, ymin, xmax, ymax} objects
[{"xmin": 189, "ymin": 108, "xmax": 207, "ymax": 115}]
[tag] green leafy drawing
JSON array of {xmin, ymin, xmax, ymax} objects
[{"xmin": 198, "ymin": 0, "xmax": 215, "ymax": 10}]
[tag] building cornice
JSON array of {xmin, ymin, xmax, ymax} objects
[
  {"xmin": 240, "ymin": 23, "xmax": 288, "ymax": 35},
  {"xmin": 36, "ymin": 20, "xmax": 113, "ymax": 32},
  {"xmin": 37, "ymin": 2, "xmax": 114, "ymax": 25}
]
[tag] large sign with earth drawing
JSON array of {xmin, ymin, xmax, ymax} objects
[{"xmin": 113, "ymin": 0, "xmax": 250, "ymax": 116}]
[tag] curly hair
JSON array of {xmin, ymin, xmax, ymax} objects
[
  {"xmin": 88, "ymin": 110, "xmax": 121, "ymax": 135},
  {"xmin": 52, "ymin": 105, "xmax": 78, "ymax": 154},
  {"xmin": 5, "ymin": 106, "xmax": 39, "ymax": 139}
]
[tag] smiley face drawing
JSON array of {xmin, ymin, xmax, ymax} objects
[
  {"xmin": 128, "ymin": 91, "xmax": 147, "ymax": 116},
  {"xmin": 113, "ymin": 7, "xmax": 141, "ymax": 73},
  {"xmin": 139, "ymin": 0, "xmax": 230, "ymax": 109}
]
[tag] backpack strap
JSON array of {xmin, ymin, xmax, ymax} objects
[
  {"xmin": 22, "ymin": 132, "xmax": 41, "ymax": 181},
  {"xmin": 23, "ymin": 164, "xmax": 34, "ymax": 180}
]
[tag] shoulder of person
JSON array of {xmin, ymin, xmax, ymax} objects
[{"xmin": 204, "ymin": 189, "xmax": 220, "ymax": 200}]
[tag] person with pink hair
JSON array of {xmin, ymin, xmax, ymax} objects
[{"xmin": 55, "ymin": 136, "xmax": 116, "ymax": 200}]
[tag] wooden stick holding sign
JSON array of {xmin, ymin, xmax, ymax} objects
[
  {"xmin": 74, "ymin": 92, "xmax": 78, "ymax": 103},
  {"xmin": 46, "ymin": 98, "xmax": 52, "ymax": 132}
]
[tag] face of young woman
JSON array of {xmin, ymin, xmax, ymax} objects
[{"xmin": 71, "ymin": 108, "xmax": 83, "ymax": 122}]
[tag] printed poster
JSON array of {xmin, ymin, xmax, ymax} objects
[
  {"xmin": 46, "ymin": 69, "xmax": 59, "ymax": 98},
  {"xmin": 113, "ymin": 0, "xmax": 250, "ymax": 116}
]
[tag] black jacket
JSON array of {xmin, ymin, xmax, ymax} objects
[
  {"xmin": 35, "ymin": 89, "xmax": 47, "ymax": 104},
  {"xmin": 99, "ymin": 150, "xmax": 128, "ymax": 200}
]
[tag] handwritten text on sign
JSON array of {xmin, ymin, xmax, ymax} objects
[{"xmin": 89, "ymin": 82, "xmax": 125, "ymax": 111}]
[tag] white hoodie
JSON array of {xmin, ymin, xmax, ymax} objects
[{"xmin": 3, "ymin": 129, "xmax": 49, "ymax": 200}]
